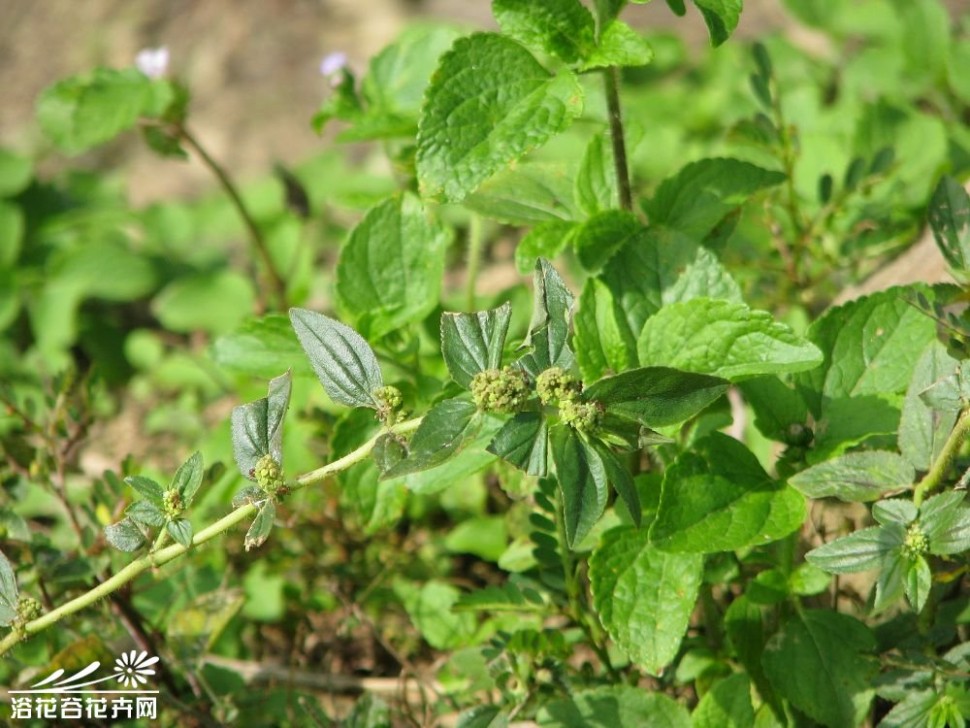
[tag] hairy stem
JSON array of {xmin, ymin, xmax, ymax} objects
[
  {"xmin": 0, "ymin": 417, "xmax": 423, "ymax": 656},
  {"xmin": 913, "ymin": 407, "xmax": 970, "ymax": 508},
  {"xmin": 603, "ymin": 67, "xmax": 633, "ymax": 212},
  {"xmin": 178, "ymin": 125, "xmax": 289, "ymax": 311}
]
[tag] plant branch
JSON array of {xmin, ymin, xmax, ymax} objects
[
  {"xmin": 603, "ymin": 67, "xmax": 633, "ymax": 212},
  {"xmin": 177, "ymin": 124, "xmax": 289, "ymax": 311},
  {"xmin": 0, "ymin": 417, "xmax": 423, "ymax": 657},
  {"xmin": 913, "ymin": 407, "xmax": 970, "ymax": 508}
]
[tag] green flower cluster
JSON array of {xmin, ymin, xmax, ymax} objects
[
  {"xmin": 15, "ymin": 596, "xmax": 42, "ymax": 629},
  {"xmin": 162, "ymin": 489, "xmax": 184, "ymax": 519},
  {"xmin": 253, "ymin": 454, "xmax": 285, "ymax": 494},
  {"xmin": 472, "ymin": 367, "xmax": 530, "ymax": 413},
  {"xmin": 535, "ymin": 367, "xmax": 581, "ymax": 405},
  {"xmin": 374, "ymin": 385, "xmax": 405, "ymax": 425},
  {"xmin": 902, "ymin": 523, "xmax": 929, "ymax": 560},
  {"xmin": 559, "ymin": 396, "xmax": 603, "ymax": 434}
]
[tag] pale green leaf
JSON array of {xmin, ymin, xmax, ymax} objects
[
  {"xmin": 788, "ymin": 451, "xmax": 916, "ymax": 502},
  {"xmin": 691, "ymin": 673, "xmax": 754, "ymax": 728},
  {"xmin": 394, "ymin": 579, "xmax": 478, "ymax": 649},
  {"xmin": 580, "ymin": 20, "xmax": 654, "ymax": 70},
  {"xmin": 899, "ymin": 341, "xmax": 961, "ymax": 471},
  {"xmin": 538, "ymin": 686, "xmax": 690, "ymax": 727}
]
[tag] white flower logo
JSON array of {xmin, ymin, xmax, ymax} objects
[{"xmin": 113, "ymin": 650, "xmax": 159, "ymax": 687}]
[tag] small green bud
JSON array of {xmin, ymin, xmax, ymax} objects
[
  {"xmin": 471, "ymin": 367, "xmax": 531, "ymax": 413},
  {"xmin": 902, "ymin": 523, "xmax": 929, "ymax": 560},
  {"xmin": 374, "ymin": 385, "xmax": 405, "ymax": 425},
  {"xmin": 15, "ymin": 596, "xmax": 42, "ymax": 627},
  {"xmin": 535, "ymin": 367, "xmax": 581, "ymax": 405},
  {"xmin": 252, "ymin": 454, "xmax": 285, "ymax": 494},
  {"xmin": 559, "ymin": 396, "xmax": 603, "ymax": 434},
  {"xmin": 162, "ymin": 489, "xmax": 184, "ymax": 519}
]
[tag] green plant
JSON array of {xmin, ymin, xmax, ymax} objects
[{"xmin": 3, "ymin": 0, "xmax": 970, "ymax": 726}]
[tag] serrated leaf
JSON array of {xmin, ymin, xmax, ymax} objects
[
  {"xmin": 245, "ymin": 500, "xmax": 276, "ymax": 551},
  {"xmin": 104, "ymin": 518, "xmax": 146, "ymax": 553},
  {"xmin": 899, "ymin": 341, "xmax": 961, "ymax": 471},
  {"xmin": 762, "ymin": 610, "xmax": 876, "ymax": 728},
  {"xmin": 493, "ymin": 0, "xmax": 596, "ymax": 64},
  {"xmin": 645, "ymin": 158, "xmax": 784, "ymax": 238},
  {"xmin": 487, "ymin": 412, "xmax": 548, "ymax": 476},
  {"xmin": 167, "ymin": 518, "xmax": 193, "ymax": 549},
  {"xmin": 126, "ymin": 501, "xmax": 166, "ymax": 528},
  {"xmin": 574, "ymin": 277, "xmax": 638, "ymax": 382},
  {"xmin": 125, "ymin": 475, "xmax": 164, "ymax": 506},
  {"xmin": 589, "ymin": 526, "xmax": 703, "ymax": 675},
  {"xmin": 520, "ymin": 259, "xmax": 576, "ymax": 376},
  {"xmin": 582, "ymin": 366, "xmax": 728, "ymax": 427},
  {"xmin": 336, "ymin": 193, "xmax": 450, "ymax": 339},
  {"xmin": 788, "ymin": 451, "xmax": 916, "ymax": 502},
  {"xmin": 637, "ymin": 298, "xmax": 823, "ymax": 380},
  {"xmin": 0, "ymin": 550, "xmax": 18, "ymax": 626},
  {"xmin": 573, "ymin": 210, "xmax": 641, "ymax": 273},
  {"xmin": 551, "ymin": 425, "xmax": 609, "ymax": 547},
  {"xmin": 290, "ymin": 309, "xmax": 383, "ymax": 408},
  {"xmin": 806, "ymin": 526, "xmax": 903, "ymax": 574},
  {"xmin": 171, "ymin": 451, "xmax": 204, "ymax": 506},
  {"xmin": 691, "ymin": 673, "xmax": 754, "ymax": 728},
  {"xmin": 879, "ymin": 690, "xmax": 940, "ymax": 728},
  {"xmin": 580, "ymin": 20, "xmax": 654, "ymax": 70},
  {"xmin": 441, "ymin": 302, "xmax": 513, "ymax": 388},
  {"xmin": 538, "ymin": 686, "xmax": 689, "ymax": 727},
  {"xmin": 231, "ymin": 370, "xmax": 292, "ymax": 480},
  {"xmin": 417, "ymin": 33, "xmax": 584, "ymax": 202},
  {"xmin": 37, "ymin": 68, "xmax": 154, "ymax": 153},
  {"xmin": 650, "ymin": 433, "xmax": 805, "ymax": 552},
  {"xmin": 928, "ymin": 176, "xmax": 970, "ymax": 273},
  {"xmin": 382, "ymin": 398, "xmax": 481, "ymax": 479},
  {"xmin": 692, "ymin": 0, "xmax": 743, "ymax": 47}
]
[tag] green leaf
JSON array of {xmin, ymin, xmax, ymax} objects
[
  {"xmin": 899, "ymin": 341, "xmax": 961, "ymax": 471},
  {"xmin": 762, "ymin": 610, "xmax": 876, "ymax": 728},
  {"xmin": 454, "ymin": 582, "xmax": 545, "ymax": 612},
  {"xmin": 290, "ymin": 309, "xmax": 384, "ymax": 409},
  {"xmin": 465, "ymin": 162, "xmax": 579, "ymax": 225},
  {"xmin": 444, "ymin": 516, "xmax": 508, "ymax": 561},
  {"xmin": 538, "ymin": 686, "xmax": 690, "ymax": 727},
  {"xmin": 37, "ymin": 68, "xmax": 154, "ymax": 153},
  {"xmin": 212, "ymin": 314, "xmax": 312, "ymax": 379},
  {"xmin": 645, "ymin": 158, "xmax": 784, "ymax": 238},
  {"xmin": 104, "ymin": 518, "xmax": 146, "ymax": 552},
  {"xmin": 417, "ymin": 33, "xmax": 584, "ymax": 202},
  {"xmin": 457, "ymin": 706, "xmax": 509, "ymax": 728},
  {"xmin": 516, "ymin": 220, "xmax": 577, "ymax": 273},
  {"xmin": 575, "ymin": 133, "xmax": 618, "ymax": 216},
  {"xmin": 171, "ymin": 451, "xmax": 205, "ymax": 506},
  {"xmin": 879, "ymin": 690, "xmax": 940, "ymax": 728},
  {"xmin": 588, "ymin": 439, "xmax": 641, "ymax": 528},
  {"xmin": 0, "ymin": 148, "xmax": 32, "ymax": 197},
  {"xmin": 806, "ymin": 526, "xmax": 903, "ymax": 574},
  {"xmin": 551, "ymin": 425, "xmax": 609, "ymax": 547},
  {"xmin": 739, "ymin": 376, "xmax": 809, "ymax": 443},
  {"xmin": 125, "ymin": 475, "xmax": 164, "ymax": 506},
  {"xmin": 493, "ymin": 0, "xmax": 596, "ymax": 64},
  {"xmin": 336, "ymin": 193, "xmax": 450, "ymax": 339},
  {"xmin": 372, "ymin": 433, "xmax": 407, "ymax": 475},
  {"xmin": 152, "ymin": 270, "xmax": 255, "ymax": 335},
  {"xmin": 582, "ymin": 366, "xmax": 728, "ymax": 427},
  {"xmin": 0, "ymin": 202, "xmax": 23, "ymax": 268},
  {"xmin": 904, "ymin": 555, "xmax": 932, "ymax": 613},
  {"xmin": 788, "ymin": 451, "xmax": 916, "ymax": 502},
  {"xmin": 873, "ymin": 499, "xmax": 917, "ymax": 526},
  {"xmin": 691, "ymin": 673, "xmax": 755, "ymax": 728},
  {"xmin": 589, "ymin": 526, "xmax": 703, "ymax": 675},
  {"xmin": 692, "ymin": 0, "xmax": 743, "ymax": 47},
  {"xmin": 650, "ymin": 433, "xmax": 805, "ymax": 552},
  {"xmin": 441, "ymin": 302, "xmax": 513, "ymax": 388},
  {"xmin": 126, "ymin": 501, "xmax": 166, "ymax": 528},
  {"xmin": 0, "ymin": 550, "xmax": 18, "ymax": 626},
  {"xmin": 394, "ymin": 579, "xmax": 478, "ymax": 649},
  {"xmin": 580, "ymin": 20, "xmax": 654, "ymax": 70},
  {"xmin": 922, "ymin": 491, "xmax": 970, "ymax": 556},
  {"xmin": 383, "ymin": 398, "xmax": 481, "ymax": 479},
  {"xmin": 573, "ymin": 210, "xmax": 641, "ymax": 273},
  {"xmin": 231, "ymin": 371, "xmax": 292, "ymax": 479},
  {"xmin": 638, "ymin": 299, "xmax": 823, "ymax": 380},
  {"xmin": 244, "ymin": 500, "xmax": 276, "ymax": 551},
  {"xmin": 167, "ymin": 518, "xmax": 194, "ymax": 549},
  {"xmin": 574, "ymin": 277, "xmax": 638, "ymax": 382},
  {"xmin": 519, "ymin": 259, "xmax": 576, "ymax": 376},
  {"xmin": 723, "ymin": 596, "xmax": 780, "ymax": 717},
  {"xmin": 487, "ymin": 412, "xmax": 548, "ymax": 476}
]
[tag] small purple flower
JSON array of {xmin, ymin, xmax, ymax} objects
[
  {"xmin": 135, "ymin": 46, "xmax": 169, "ymax": 79},
  {"xmin": 319, "ymin": 51, "xmax": 348, "ymax": 78}
]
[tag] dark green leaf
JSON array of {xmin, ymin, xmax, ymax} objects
[
  {"xmin": 589, "ymin": 526, "xmax": 703, "ymax": 674},
  {"xmin": 692, "ymin": 0, "xmax": 743, "ymax": 47},
  {"xmin": 104, "ymin": 518, "xmax": 146, "ymax": 552},
  {"xmin": 487, "ymin": 412, "xmax": 548, "ymax": 476},
  {"xmin": 290, "ymin": 309, "xmax": 383, "ymax": 408},
  {"xmin": 873, "ymin": 499, "xmax": 918, "ymax": 526},
  {"xmin": 904, "ymin": 555, "xmax": 932, "ymax": 613},
  {"xmin": 336, "ymin": 193, "xmax": 451, "ymax": 338},
  {"xmin": 441, "ymin": 302, "xmax": 513, "ymax": 388},
  {"xmin": 520, "ymin": 259, "xmax": 575, "ymax": 376},
  {"xmin": 922, "ymin": 491, "xmax": 970, "ymax": 555},
  {"xmin": 550, "ymin": 425, "xmax": 608, "ymax": 547},
  {"xmin": 230, "ymin": 371, "xmax": 292, "ymax": 480},
  {"xmin": 416, "ymin": 33, "xmax": 584, "ymax": 202},
  {"xmin": 493, "ymin": 0, "xmax": 596, "ymax": 64},
  {"xmin": 573, "ymin": 277, "xmax": 638, "ymax": 382},
  {"xmin": 537, "ymin": 686, "xmax": 689, "ymax": 727},
  {"xmin": 763, "ymin": 610, "xmax": 876, "ymax": 728},
  {"xmin": 126, "ymin": 501, "xmax": 166, "ymax": 528},
  {"xmin": 739, "ymin": 376, "xmax": 809, "ymax": 443},
  {"xmin": 573, "ymin": 210, "xmax": 641, "ymax": 273},
  {"xmin": 588, "ymin": 439, "xmax": 640, "ymax": 528},
  {"xmin": 382, "ymin": 398, "xmax": 481, "ymax": 479},
  {"xmin": 582, "ymin": 366, "xmax": 728, "ymax": 427},
  {"xmin": 637, "ymin": 298, "xmax": 823, "ymax": 380},
  {"xmin": 788, "ymin": 451, "xmax": 916, "ymax": 502},
  {"xmin": 899, "ymin": 341, "xmax": 960, "ymax": 471},
  {"xmin": 245, "ymin": 500, "xmax": 276, "ymax": 551},
  {"xmin": 125, "ymin": 475, "xmax": 164, "ymax": 506},
  {"xmin": 171, "ymin": 451, "xmax": 205, "ymax": 505},
  {"xmin": 806, "ymin": 526, "xmax": 902, "ymax": 574},
  {"xmin": 0, "ymin": 550, "xmax": 18, "ymax": 626},
  {"xmin": 691, "ymin": 673, "xmax": 755, "ymax": 728},
  {"xmin": 372, "ymin": 433, "xmax": 408, "ymax": 475},
  {"xmin": 454, "ymin": 582, "xmax": 545, "ymax": 612},
  {"xmin": 650, "ymin": 433, "xmax": 804, "ymax": 552},
  {"xmin": 167, "ymin": 518, "xmax": 194, "ymax": 549}
]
